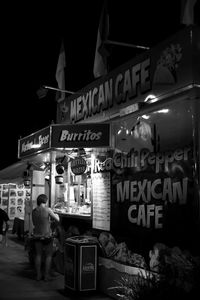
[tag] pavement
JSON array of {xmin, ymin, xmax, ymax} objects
[{"xmin": 0, "ymin": 231, "xmax": 112, "ymax": 300}]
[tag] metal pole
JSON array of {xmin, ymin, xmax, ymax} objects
[
  {"xmin": 105, "ymin": 39, "xmax": 150, "ymax": 50},
  {"xmin": 43, "ymin": 85, "xmax": 75, "ymax": 94}
]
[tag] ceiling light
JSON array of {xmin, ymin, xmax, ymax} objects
[{"xmin": 144, "ymin": 94, "xmax": 158, "ymax": 103}]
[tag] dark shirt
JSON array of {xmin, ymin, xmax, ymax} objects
[{"xmin": 0, "ymin": 208, "xmax": 9, "ymax": 234}]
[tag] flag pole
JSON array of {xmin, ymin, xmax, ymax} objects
[
  {"xmin": 43, "ymin": 85, "xmax": 75, "ymax": 94},
  {"xmin": 105, "ymin": 39, "xmax": 150, "ymax": 50}
]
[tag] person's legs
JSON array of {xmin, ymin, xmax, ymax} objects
[
  {"xmin": 44, "ymin": 239, "xmax": 53, "ymax": 281},
  {"xmin": 34, "ymin": 240, "xmax": 43, "ymax": 280}
]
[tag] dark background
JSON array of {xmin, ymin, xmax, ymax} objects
[{"xmin": 1, "ymin": 0, "xmax": 199, "ymax": 170}]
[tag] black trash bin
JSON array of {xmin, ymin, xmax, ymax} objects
[{"xmin": 64, "ymin": 236, "xmax": 98, "ymax": 292}]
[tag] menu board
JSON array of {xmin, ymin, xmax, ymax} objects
[
  {"xmin": 0, "ymin": 184, "xmax": 9, "ymax": 214},
  {"xmin": 92, "ymin": 172, "xmax": 110, "ymax": 231},
  {"xmin": 0, "ymin": 184, "xmax": 31, "ymax": 220}
]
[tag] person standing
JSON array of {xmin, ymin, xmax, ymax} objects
[
  {"xmin": 0, "ymin": 208, "xmax": 9, "ymax": 245},
  {"xmin": 32, "ymin": 194, "xmax": 60, "ymax": 281}
]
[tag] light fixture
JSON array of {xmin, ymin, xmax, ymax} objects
[
  {"xmin": 141, "ymin": 114, "xmax": 150, "ymax": 119},
  {"xmin": 131, "ymin": 118, "xmax": 152, "ymax": 141},
  {"xmin": 56, "ymin": 155, "xmax": 67, "ymax": 174},
  {"xmin": 154, "ymin": 109, "xmax": 169, "ymax": 114},
  {"xmin": 55, "ymin": 175, "xmax": 63, "ymax": 184},
  {"xmin": 40, "ymin": 162, "xmax": 50, "ymax": 170},
  {"xmin": 45, "ymin": 175, "xmax": 50, "ymax": 181},
  {"xmin": 144, "ymin": 94, "xmax": 157, "ymax": 104},
  {"xmin": 56, "ymin": 164, "xmax": 65, "ymax": 174},
  {"xmin": 31, "ymin": 144, "xmax": 41, "ymax": 149},
  {"xmin": 23, "ymin": 163, "xmax": 32, "ymax": 187},
  {"xmin": 117, "ymin": 122, "xmax": 129, "ymax": 140},
  {"xmin": 78, "ymin": 148, "xmax": 86, "ymax": 156},
  {"xmin": 24, "ymin": 179, "xmax": 31, "ymax": 187}
]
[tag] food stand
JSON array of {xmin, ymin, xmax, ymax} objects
[
  {"xmin": 56, "ymin": 25, "xmax": 200, "ymax": 251},
  {"xmin": 17, "ymin": 123, "xmax": 110, "ymax": 235},
  {"xmin": 17, "ymin": 25, "xmax": 200, "ymax": 297},
  {"xmin": 56, "ymin": 25, "xmax": 200, "ymax": 297}
]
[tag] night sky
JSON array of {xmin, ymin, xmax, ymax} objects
[{"xmin": 1, "ymin": 0, "xmax": 198, "ymax": 170}]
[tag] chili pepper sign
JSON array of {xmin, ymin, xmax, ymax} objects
[{"xmin": 110, "ymin": 146, "xmax": 194, "ymax": 231}]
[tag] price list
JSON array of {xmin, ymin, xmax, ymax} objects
[{"xmin": 92, "ymin": 172, "xmax": 110, "ymax": 231}]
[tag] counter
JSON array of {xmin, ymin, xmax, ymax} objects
[{"xmin": 54, "ymin": 210, "xmax": 92, "ymax": 235}]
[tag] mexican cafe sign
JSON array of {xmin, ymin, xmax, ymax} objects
[{"xmin": 56, "ymin": 26, "xmax": 200, "ymax": 124}]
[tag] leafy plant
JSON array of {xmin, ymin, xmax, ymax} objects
[
  {"xmin": 109, "ymin": 254, "xmax": 200, "ymax": 300},
  {"xmin": 108, "ymin": 269, "xmax": 160, "ymax": 300},
  {"xmin": 162, "ymin": 249, "xmax": 200, "ymax": 294}
]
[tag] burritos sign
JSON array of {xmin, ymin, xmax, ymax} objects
[
  {"xmin": 18, "ymin": 123, "xmax": 110, "ymax": 158},
  {"xmin": 51, "ymin": 123, "xmax": 110, "ymax": 148}
]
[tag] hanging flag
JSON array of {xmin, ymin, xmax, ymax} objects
[
  {"xmin": 181, "ymin": 0, "xmax": 197, "ymax": 25},
  {"xmin": 93, "ymin": 1, "xmax": 109, "ymax": 78},
  {"xmin": 55, "ymin": 40, "xmax": 66, "ymax": 102},
  {"xmin": 36, "ymin": 86, "xmax": 48, "ymax": 99}
]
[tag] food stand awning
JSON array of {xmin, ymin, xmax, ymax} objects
[
  {"xmin": 0, "ymin": 161, "xmax": 28, "ymax": 184},
  {"xmin": 0, "ymin": 160, "xmax": 42, "ymax": 184}
]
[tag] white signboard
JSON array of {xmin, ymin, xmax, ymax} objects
[{"xmin": 92, "ymin": 172, "xmax": 110, "ymax": 231}]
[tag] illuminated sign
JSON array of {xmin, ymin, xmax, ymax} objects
[{"xmin": 18, "ymin": 123, "xmax": 110, "ymax": 158}]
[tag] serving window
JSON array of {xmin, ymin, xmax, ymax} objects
[{"xmin": 53, "ymin": 149, "xmax": 92, "ymax": 217}]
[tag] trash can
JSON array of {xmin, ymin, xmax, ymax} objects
[{"xmin": 64, "ymin": 236, "xmax": 98, "ymax": 292}]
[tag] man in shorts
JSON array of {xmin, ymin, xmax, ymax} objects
[{"xmin": 32, "ymin": 194, "xmax": 60, "ymax": 281}]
